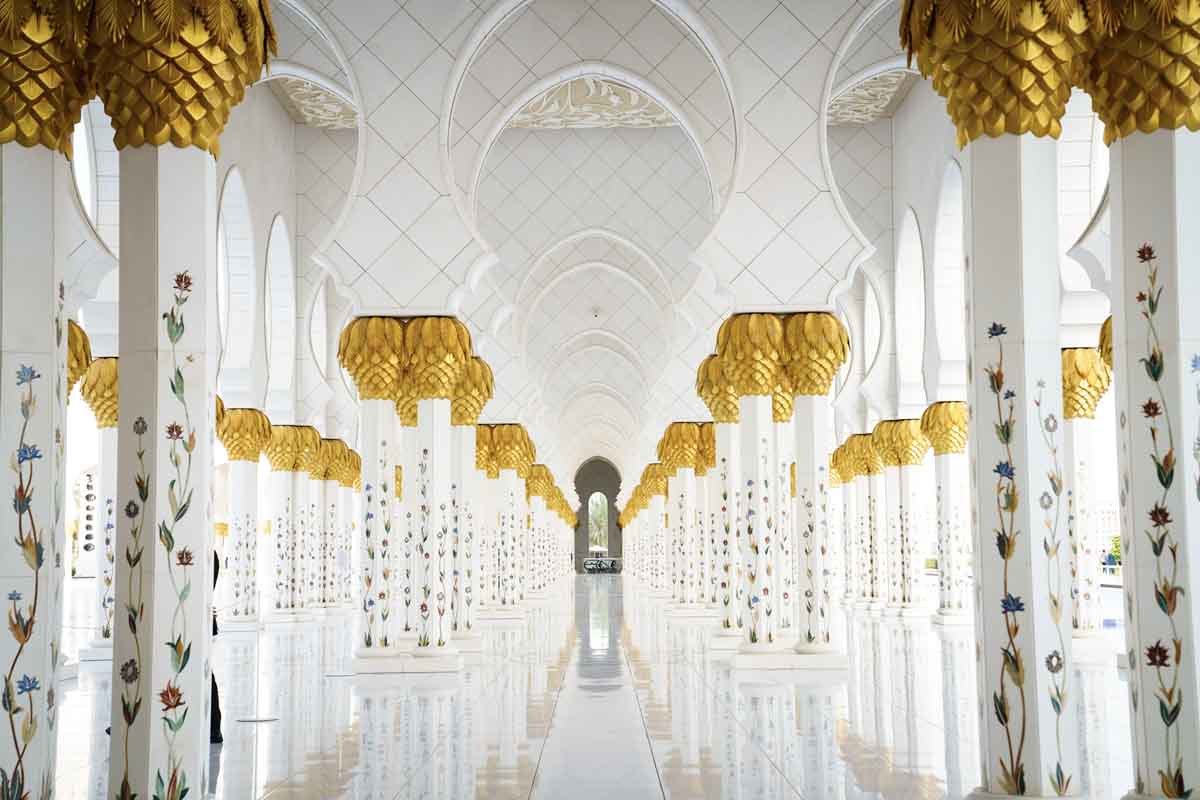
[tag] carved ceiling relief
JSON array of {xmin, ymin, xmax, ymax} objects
[
  {"xmin": 510, "ymin": 77, "xmax": 677, "ymax": 131},
  {"xmin": 828, "ymin": 71, "xmax": 918, "ymax": 125},
  {"xmin": 269, "ymin": 77, "xmax": 358, "ymax": 130}
]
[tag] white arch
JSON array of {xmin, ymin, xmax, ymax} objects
[
  {"xmin": 560, "ymin": 383, "xmax": 642, "ymax": 430},
  {"xmin": 469, "ymin": 62, "xmax": 719, "ymax": 229},
  {"xmin": 523, "ymin": 261, "xmax": 668, "ymax": 356},
  {"xmin": 518, "ymin": 227, "xmax": 675, "ymax": 307},
  {"xmin": 926, "ymin": 161, "xmax": 968, "ymax": 402},
  {"xmin": 439, "ymin": 0, "xmax": 742, "ymax": 239},
  {"xmin": 548, "ymin": 329, "xmax": 649, "ymax": 379},
  {"xmin": 544, "ymin": 345, "xmax": 648, "ymax": 397},
  {"xmin": 894, "ymin": 208, "xmax": 927, "ymax": 412},
  {"xmin": 264, "ymin": 214, "xmax": 296, "ymax": 418},
  {"xmin": 217, "ymin": 168, "xmax": 257, "ymax": 388}
]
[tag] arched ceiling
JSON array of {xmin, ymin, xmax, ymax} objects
[{"xmin": 281, "ymin": 0, "xmax": 908, "ymax": 478}]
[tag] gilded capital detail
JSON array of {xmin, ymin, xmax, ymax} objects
[
  {"xmin": 1098, "ymin": 315, "xmax": 1113, "ymax": 370},
  {"xmin": 403, "ymin": 316, "xmax": 472, "ymax": 402},
  {"xmin": 920, "ymin": 401, "xmax": 969, "ymax": 455},
  {"xmin": 492, "ymin": 423, "xmax": 534, "ymax": 477},
  {"xmin": 217, "ymin": 408, "xmax": 271, "ymax": 462},
  {"xmin": 1062, "ymin": 347, "xmax": 1112, "ymax": 420},
  {"xmin": 89, "ymin": 0, "xmax": 278, "ymax": 156},
  {"xmin": 81, "ymin": 357, "xmax": 119, "ymax": 429},
  {"xmin": 696, "ymin": 353, "xmax": 739, "ymax": 424},
  {"xmin": 338, "ymin": 317, "xmax": 406, "ymax": 401},
  {"xmin": 67, "ymin": 319, "xmax": 92, "ymax": 395},
  {"xmin": 783, "ymin": 312, "xmax": 850, "ymax": 396},
  {"xmin": 451, "ymin": 356, "xmax": 494, "ymax": 426},
  {"xmin": 717, "ymin": 313, "xmax": 784, "ymax": 398},
  {"xmin": 659, "ymin": 422, "xmax": 701, "ymax": 473},
  {"xmin": 900, "ymin": 0, "xmax": 1090, "ymax": 146}
]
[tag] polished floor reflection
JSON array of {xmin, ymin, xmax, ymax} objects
[{"xmin": 55, "ymin": 576, "xmax": 1133, "ymax": 798}]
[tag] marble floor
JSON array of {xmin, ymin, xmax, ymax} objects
[{"xmin": 56, "ymin": 576, "xmax": 1133, "ymax": 799}]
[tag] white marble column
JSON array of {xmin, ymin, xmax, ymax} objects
[
  {"xmin": 772, "ymin": 402, "xmax": 794, "ymax": 637},
  {"xmin": 451, "ymin": 423, "xmax": 482, "ymax": 636},
  {"xmin": 792, "ymin": 393, "xmax": 839, "ymax": 655},
  {"xmin": 698, "ymin": 423, "xmax": 717, "ymax": 606},
  {"xmin": 965, "ymin": 133, "xmax": 1077, "ymax": 796},
  {"xmin": 697, "ymin": 354, "xmax": 743, "ymax": 640},
  {"xmin": 833, "ymin": 445, "xmax": 858, "ymax": 605},
  {"xmin": 412, "ymin": 393, "xmax": 457, "ymax": 661},
  {"xmin": 316, "ymin": 439, "xmax": 349, "ymax": 609},
  {"xmin": 394, "ymin": 409, "xmax": 417, "ymax": 639},
  {"xmin": 337, "ymin": 450, "xmax": 359, "ymax": 608},
  {"xmin": 889, "ymin": 420, "xmax": 934, "ymax": 616},
  {"xmin": 0, "ymin": 142, "xmax": 73, "ymax": 797},
  {"xmin": 490, "ymin": 424, "xmax": 532, "ymax": 612},
  {"xmin": 1107, "ymin": 125, "xmax": 1200, "ymax": 798},
  {"xmin": 109, "ymin": 144, "xmax": 217, "ymax": 798},
  {"xmin": 336, "ymin": 315, "xmax": 405, "ymax": 659},
  {"xmin": 921, "ymin": 402, "xmax": 972, "ymax": 625},
  {"xmin": 295, "ymin": 426, "xmax": 321, "ymax": 610},
  {"xmin": 735, "ymin": 390, "xmax": 777, "ymax": 650},
  {"xmin": 214, "ymin": 408, "xmax": 271, "ymax": 626},
  {"xmin": 1060, "ymin": 347, "xmax": 1112, "ymax": 643},
  {"xmin": 262, "ymin": 426, "xmax": 315, "ymax": 619},
  {"xmin": 79, "ymin": 358, "xmax": 119, "ymax": 660},
  {"xmin": 874, "ymin": 423, "xmax": 904, "ymax": 613}
]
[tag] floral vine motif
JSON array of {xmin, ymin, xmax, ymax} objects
[
  {"xmin": 417, "ymin": 449, "xmax": 433, "ymax": 647},
  {"xmin": 1034, "ymin": 381, "xmax": 1071, "ymax": 796},
  {"xmin": 1135, "ymin": 244, "xmax": 1189, "ymax": 799},
  {"xmin": 378, "ymin": 461, "xmax": 391, "ymax": 648},
  {"xmin": 719, "ymin": 456, "xmax": 738, "ymax": 629},
  {"xmin": 116, "ymin": 418, "xmax": 150, "ymax": 800},
  {"xmin": 152, "ymin": 271, "xmax": 199, "ymax": 800},
  {"xmin": 361, "ymin": 481, "xmax": 376, "ymax": 646},
  {"xmin": 983, "ymin": 322, "xmax": 1028, "ymax": 796},
  {"xmin": 3, "ymin": 364, "xmax": 47, "ymax": 800},
  {"xmin": 743, "ymin": 446, "xmax": 774, "ymax": 645}
]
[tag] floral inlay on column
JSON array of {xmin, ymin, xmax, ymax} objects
[{"xmin": 1134, "ymin": 244, "xmax": 1188, "ymax": 798}]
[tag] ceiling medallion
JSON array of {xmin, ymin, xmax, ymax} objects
[
  {"xmin": 828, "ymin": 70, "xmax": 918, "ymax": 126},
  {"xmin": 510, "ymin": 77, "xmax": 676, "ymax": 130},
  {"xmin": 269, "ymin": 77, "xmax": 358, "ymax": 130}
]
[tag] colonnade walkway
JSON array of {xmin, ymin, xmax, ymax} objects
[{"xmin": 53, "ymin": 576, "xmax": 1132, "ymax": 798}]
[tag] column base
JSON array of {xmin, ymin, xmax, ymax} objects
[
  {"xmin": 78, "ymin": 639, "xmax": 114, "ymax": 662},
  {"xmin": 897, "ymin": 605, "xmax": 932, "ymax": 619},
  {"xmin": 408, "ymin": 646, "xmax": 463, "ymax": 673},
  {"xmin": 219, "ymin": 619, "xmax": 260, "ymax": 632},
  {"xmin": 454, "ymin": 632, "xmax": 484, "ymax": 653},
  {"xmin": 665, "ymin": 603, "xmax": 720, "ymax": 619},
  {"xmin": 709, "ymin": 627, "xmax": 744, "ymax": 652},
  {"xmin": 733, "ymin": 645, "xmax": 848, "ymax": 671},
  {"xmin": 262, "ymin": 611, "xmax": 316, "ymax": 626},
  {"xmin": 350, "ymin": 647, "xmax": 411, "ymax": 675},
  {"xmin": 478, "ymin": 605, "xmax": 525, "ymax": 621},
  {"xmin": 932, "ymin": 610, "xmax": 973, "ymax": 626}
]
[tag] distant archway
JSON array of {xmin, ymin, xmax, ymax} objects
[{"xmin": 573, "ymin": 457, "xmax": 621, "ymax": 573}]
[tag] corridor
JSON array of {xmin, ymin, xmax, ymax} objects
[{"xmin": 54, "ymin": 576, "xmax": 1133, "ymax": 799}]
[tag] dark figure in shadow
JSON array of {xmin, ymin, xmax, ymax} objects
[{"xmin": 211, "ymin": 549, "xmax": 223, "ymax": 744}]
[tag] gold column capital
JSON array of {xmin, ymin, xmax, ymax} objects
[
  {"xmin": 338, "ymin": 317, "xmax": 407, "ymax": 401},
  {"xmin": 642, "ymin": 463, "xmax": 668, "ymax": 497},
  {"xmin": 1082, "ymin": 2, "xmax": 1200, "ymax": 143},
  {"xmin": 89, "ymin": 0, "xmax": 278, "ymax": 156},
  {"xmin": 696, "ymin": 353, "xmax": 739, "ymax": 424},
  {"xmin": 697, "ymin": 422, "xmax": 716, "ymax": 476},
  {"xmin": 828, "ymin": 453, "xmax": 843, "ymax": 488},
  {"xmin": 659, "ymin": 422, "xmax": 702, "ymax": 473},
  {"xmin": 264, "ymin": 424, "xmax": 317, "ymax": 473},
  {"xmin": 846, "ymin": 433, "xmax": 882, "ymax": 476},
  {"xmin": 880, "ymin": 418, "xmax": 929, "ymax": 466},
  {"xmin": 217, "ymin": 407, "xmax": 271, "ymax": 462},
  {"xmin": 295, "ymin": 426, "xmax": 322, "ymax": 476},
  {"xmin": 832, "ymin": 443, "xmax": 857, "ymax": 483},
  {"xmin": 475, "ymin": 424, "xmax": 497, "ymax": 477},
  {"xmin": 1062, "ymin": 347, "xmax": 1112, "ymax": 419},
  {"xmin": 900, "ymin": 0, "xmax": 1091, "ymax": 147},
  {"xmin": 772, "ymin": 379, "xmax": 795, "ymax": 423},
  {"xmin": 318, "ymin": 438, "xmax": 350, "ymax": 482},
  {"xmin": 403, "ymin": 316, "xmax": 472, "ymax": 402},
  {"xmin": 920, "ymin": 401, "xmax": 969, "ymax": 455},
  {"xmin": 81, "ymin": 357, "xmax": 119, "ymax": 428},
  {"xmin": 451, "ymin": 355, "xmax": 494, "ymax": 426},
  {"xmin": 783, "ymin": 312, "xmax": 850, "ymax": 396},
  {"xmin": 67, "ymin": 320, "xmax": 92, "ymax": 395},
  {"xmin": 344, "ymin": 450, "xmax": 362, "ymax": 490},
  {"xmin": 526, "ymin": 463, "xmax": 553, "ymax": 500},
  {"xmin": 492, "ymin": 423, "xmax": 534, "ymax": 477},
  {"xmin": 1098, "ymin": 315, "xmax": 1113, "ymax": 370},
  {"xmin": 0, "ymin": 7, "xmax": 91, "ymax": 155},
  {"xmin": 717, "ymin": 313, "xmax": 785, "ymax": 398}
]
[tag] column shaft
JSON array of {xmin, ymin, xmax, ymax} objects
[
  {"xmin": 737, "ymin": 395, "xmax": 776, "ymax": 647},
  {"xmin": 414, "ymin": 398, "xmax": 454, "ymax": 652},
  {"xmin": 933, "ymin": 452, "xmax": 971, "ymax": 622},
  {"xmin": 357, "ymin": 398, "xmax": 395, "ymax": 650},
  {"xmin": 793, "ymin": 395, "xmax": 833, "ymax": 650},
  {"xmin": 225, "ymin": 460, "xmax": 260, "ymax": 622},
  {"xmin": 110, "ymin": 145, "xmax": 215, "ymax": 797},
  {"xmin": 967, "ymin": 134, "xmax": 1076, "ymax": 794},
  {"xmin": 0, "ymin": 145, "xmax": 70, "ymax": 797}
]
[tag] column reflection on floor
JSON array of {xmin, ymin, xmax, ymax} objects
[{"xmin": 54, "ymin": 575, "xmax": 1139, "ymax": 798}]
